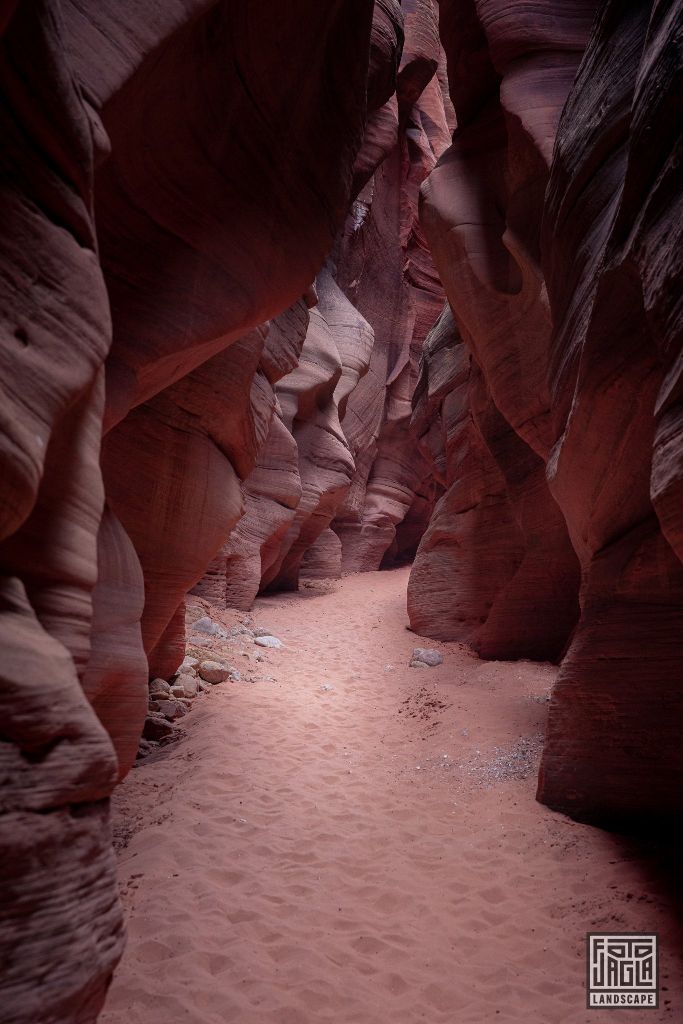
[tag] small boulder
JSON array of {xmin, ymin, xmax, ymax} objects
[
  {"xmin": 254, "ymin": 635, "xmax": 283, "ymax": 649},
  {"xmin": 198, "ymin": 660, "xmax": 231, "ymax": 684},
  {"xmin": 177, "ymin": 674, "xmax": 199, "ymax": 698},
  {"xmin": 156, "ymin": 699, "xmax": 188, "ymax": 721},
  {"xmin": 170, "ymin": 685, "xmax": 186, "ymax": 698},
  {"xmin": 176, "ymin": 655, "xmax": 199, "ymax": 674},
  {"xmin": 190, "ymin": 616, "xmax": 225, "ymax": 637},
  {"xmin": 142, "ymin": 714, "xmax": 175, "ymax": 741},
  {"xmin": 228, "ymin": 624, "xmax": 254, "ymax": 639},
  {"xmin": 136, "ymin": 738, "xmax": 157, "ymax": 760},
  {"xmin": 409, "ymin": 648, "xmax": 443, "ymax": 668},
  {"xmin": 252, "ymin": 626, "xmax": 275, "ymax": 638},
  {"xmin": 149, "ymin": 677, "xmax": 170, "ymax": 696}
]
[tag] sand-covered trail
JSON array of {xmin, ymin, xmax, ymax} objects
[{"xmin": 102, "ymin": 568, "xmax": 681, "ymax": 1024}]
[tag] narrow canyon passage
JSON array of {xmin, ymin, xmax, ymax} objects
[
  {"xmin": 2, "ymin": 2, "xmax": 682, "ymax": 1020},
  {"xmin": 102, "ymin": 570, "xmax": 681, "ymax": 1024}
]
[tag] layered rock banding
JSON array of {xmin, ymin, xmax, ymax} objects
[
  {"xmin": 0, "ymin": 1, "xmax": 382, "ymax": 1020},
  {"xmin": 331, "ymin": 4, "xmax": 454, "ymax": 572},
  {"xmin": 409, "ymin": 0, "xmax": 591, "ymax": 657},
  {"xmin": 409, "ymin": 0, "xmax": 683, "ymax": 822},
  {"xmin": 1, "ymin": 0, "xmax": 683, "ymax": 1020},
  {"xmin": 536, "ymin": 0, "xmax": 683, "ymax": 822},
  {"xmin": 196, "ymin": 0, "xmax": 453, "ymax": 600}
]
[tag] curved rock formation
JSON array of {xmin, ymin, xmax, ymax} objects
[
  {"xmin": 0, "ymin": 1, "xmax": 379, "ymax": 1019},
  {"xmin": 193, "ymin": 0, "xmax": 450, "ymax": 604},
  {"xmin": 0, "ymin": 5, "xmax": 123, "ymax": 1020},
  {"xmin": 2, "ymin": 2, "xmax": 683, "ymax": 1019},
  {"xmin": 411, "ymin": 0, "xmax": 589, "ymax": 656},
  {"xmin": 537, "ymin": 0, "xmax": 683, "ymax": 823},
  {"xmin": 332, "ymin": 7, "xmax": 453, "ymax": 571},
  {"xmin": 264, "ymin": 268, "xmax": 375, "ymax": 591},
  {"xmin": 411, "ymin": 0, "xmax": 683, "ymax": 823}
]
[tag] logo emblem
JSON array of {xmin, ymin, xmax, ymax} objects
[{"xmin": 587, "ymin": 933, "xmax": 658, "ymax": 1008}]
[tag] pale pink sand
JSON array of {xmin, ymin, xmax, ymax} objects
[{"xmin": 102, "ymin": 568, "xmax": 681, "ymax": 1024}]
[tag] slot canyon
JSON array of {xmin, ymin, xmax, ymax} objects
[{"xmin": 0, "ymin": 1, "xmax": 682, "ymax": 1022}]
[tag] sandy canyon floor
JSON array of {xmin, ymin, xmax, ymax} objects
[{"xmin": 102, "ymin": 568, "xmax": 682, "ymax": 1024}]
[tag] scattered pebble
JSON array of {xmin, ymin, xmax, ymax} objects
[{"xmin": 176, "ymin": 674, "xmax": 199, "ymax": 698}]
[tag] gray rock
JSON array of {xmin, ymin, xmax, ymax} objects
[
  {"xmin": 229, "ymin": 669, "xmax": 242, "ymax": 683},
  {"xmin": 252, "ymin": 626, "xmax": 275, "ymax": 638},
  {"xmin": 409, "ymin": 647, "xmax": 443, "ymax": 668},
  {"xmin": 190, "ymin": 616, "xmax": 226, "ymax": 637},
  {"xmin": 320, "ymin": 684, "xmax": 335, "ymax": 692},
  {"xmin": 254, "ymin": 635, "xmax": 283, "ymax": 649},
  {"xmin": 198, "ymin": 660, "xmax": 231, "ymax": 684}
]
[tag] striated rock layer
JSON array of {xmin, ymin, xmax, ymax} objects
[
  {"xmin": 537, "ymin": 0, "xmax": 683, "ymax": 823},
  {"xmin": 410, "ymin": 0, "xmax": 591, "ymax": 658},
  {"xmin": 0, "ymin": 5, "xmax": 124, "ymax": 1021},
  {"xmin": 331, "ymin": 3, "xmax": 453, "ymax": 572},
  {"xmin": 0, "ymin": 1, "xmax": 379, "ymax": 1020},
  {"xmin": 195, "ymin": 0, "xmax": 452, "ymax": 605},
  {"xmin": 1, "ymin": 6, "xmax": 683, "ymax": 1023},
  {"xmin": 411, "ymin": 0, "xmax": 683, "ymax": 823}
]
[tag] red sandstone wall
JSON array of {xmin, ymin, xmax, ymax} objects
[
  {"xmin": 410, "ymin": 0, "xmax": 683, "ymax": 823},
  {"xmin": 0, "ymin": 2, "xmax": 379, "ymax": 1019},
  {"xmin": 1, "ymin": 2, "xmax": 682, "ymax": 1018},
  {"xmin": 536, "ymin": 0, "xmax": 683, "ymax": 823}
]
